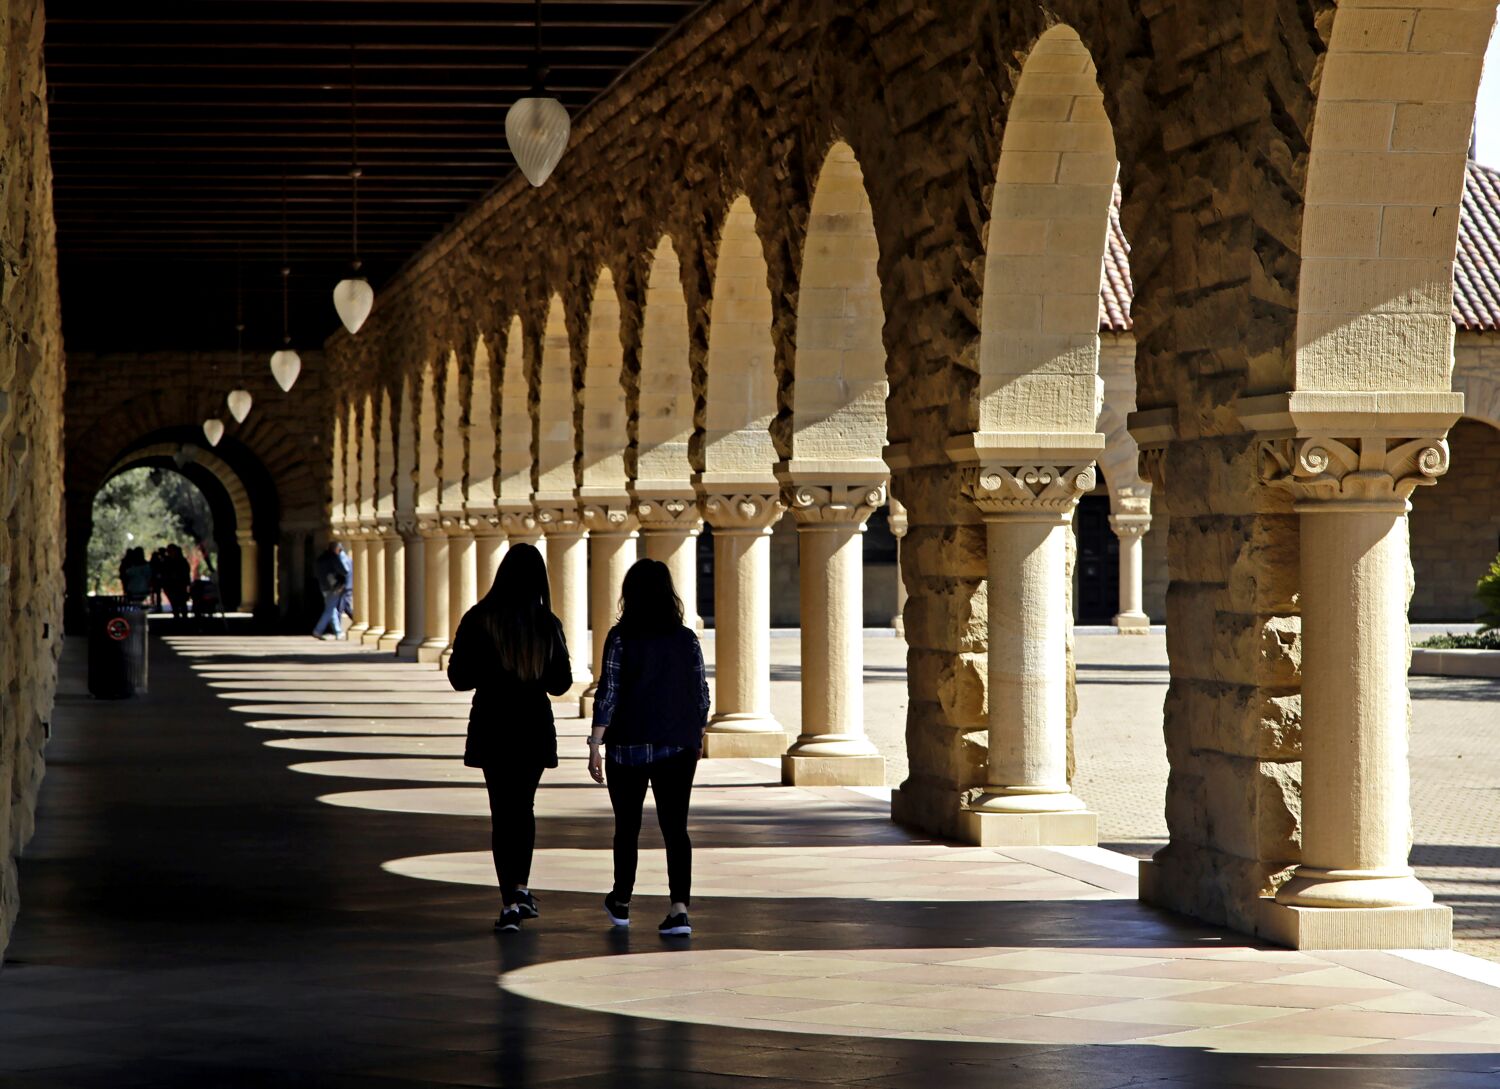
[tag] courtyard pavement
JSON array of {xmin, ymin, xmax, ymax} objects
[{"xmin": 1, "ymin": 631, "xmax": 1497, "ymax": 1085}]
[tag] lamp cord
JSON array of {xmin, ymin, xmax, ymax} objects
[
  {"xmin": 280, "ymin": 170, "xmax": 291, "ymax": 346},
  {"xmin": 350, "ymin": 43, "xmax": 362, "ymax": 274}
]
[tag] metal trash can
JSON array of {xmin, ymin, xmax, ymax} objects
[{"xmin": 88, "ymin": 596, "xmax": 148, "ymax": 699}]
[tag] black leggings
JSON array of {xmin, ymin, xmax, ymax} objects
[
  {"xmin": 606, "ymin": 751, "xmax": 698, "ymax": 906},
  {"xmin": 482, "ymin": 763, "xmax": 545, "ymax": 905}
]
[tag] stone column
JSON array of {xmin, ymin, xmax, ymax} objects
[
  {"xmin": 778, "ymin": 481, "xmax": 886, "ymax": 786},
  {"xmin": 1260, "ymin": 433, "xmax": 1453, "ymax": 949},
  {"xmin": 361, "ymin": 528, "xmax": 388, "ymax": 646},
  {"xmin": 888, "ymin": 497, "xmax": 908, "ymax": 635},
  {"xmin": 960, "ymin": 463, "xmax": 1098, "ymax": 847},
  {"xmin": 416, "ymin": 517, "xmax": 450, "ymax": 664},
  {"xmin": 1109, "ymin": 503, "xmax": 1151, "ymax": 634},
  {"xmin": 378, "ymin": 529, "xmax": 405, "ymax": 652},
  {"xmin": 346, "ymin": 535, "xmax": 371, "ymax": 639},
  {"xmin": 395, "ymin": 519, "xmax": 426, "ymax": 660},
  {"xmin": 579, "ymin": 499, "xmax": 638, "ymax": 716},
  {"xmin": 537, "ymin": 503, "xmax": 591, "ymax": 695},
  {"xmin": 635, "ymin": 492, "xmax": 702, "ymax": 629},
  {"xmin": 700, "ymin": 491, "xmax": 787, "ymax": 758},
  {"xmin": 236, "ymin": 530, "xmax": 258, "ymax": 614},
  {"xmin": 440, "ymin": 516, "xmax": 477, "ymax": 669}
]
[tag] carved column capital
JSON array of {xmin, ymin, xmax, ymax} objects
[
  {"xmin": 887, "ymin": 496, "xmax": 909, "ymax": 539},
  {"xmin": 700, "ymin": 491, "xmax": 785, "ymax": 533},
  {"xmin": 1109, "ymin": 514, "xmax": 1151, "ymax": 540},
  {"xmin": 960, "ymin": 463, "xmax": 1096, "ymax": 520},
  {"xmin": 782, "ymin": 480, "xmax": 887, "ymax": 527},
  {"xmin": 580, "ymin": 500, "xmax": 639, "ymax": 536},
  {"xmin": 498, "ymin": 509, "xmax": 538, "ymax": 537},
  {"xmin": 1259, "ymin": 434, "xmax": 1450, "ymax": 510},
  {"xmin": 535, "ymin": 503, "xmax": 584, "ymax": 536},
  {"xmin": 414, "ymin": 515, "xmax": 446, "ymax": 538},
  {"xmin": 395, "ymin": 516, "xmax": 421, "ymax": 539},
  {"xmin": 635, "ymin": 494, "xmax": 703, "ymax": 535}
]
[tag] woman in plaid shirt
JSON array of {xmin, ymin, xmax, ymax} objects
[{"xmin": 588, "ymin": 558, "xmax": 710, "ymax": 936}]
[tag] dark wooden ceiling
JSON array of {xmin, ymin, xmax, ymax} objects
[{"xmin": 45, "ymin": 1, "xmax": 702, "ymax": 352}]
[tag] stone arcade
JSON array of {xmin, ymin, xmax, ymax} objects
[{"xmin": 11, "ymin": 0, "xmax": 1500, "ymax": 966}]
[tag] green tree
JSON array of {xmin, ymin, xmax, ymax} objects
[{"xmin": 88, "ymin": 467, "xmax": 216, "ymax": 593}]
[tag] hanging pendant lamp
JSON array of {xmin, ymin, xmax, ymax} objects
[
  {"xmin": 227, "ymin": 281, "xmax": 252, "ymax": 423},
  {"xmin": 271, "ymin": 173, "xmax": 303, "ymax": 391},
  {"xmin": 203, "ymin": 419, "xmax": 225, "ymax": 447},
  {"xmin": 334, "ymin": 45, "xmax": 374, "ymax": 334},
  {"xmin": 505, "ymin": 0, "xmax": 570, "ymax": 187}
]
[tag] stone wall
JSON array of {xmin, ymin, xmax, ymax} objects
[
  {"xmin": 1411, "ymin": 418, "xmax": 1500, "ymax": 621},
  {"xmin": 0, "ymin": 0, "xmax": 64, "ymax": 960},
  {"xmin": 63, "ymin": 351, "xmax": 333, "ymax": 630}
]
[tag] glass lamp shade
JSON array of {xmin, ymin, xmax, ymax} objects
[
  {"xmin": 505, "ymin": 96, "xmax": 570, "ymax": 187},
  {"xmin": 333, "ymin": 277, "xmax": 375, "ymax": 335},
  {"xmin": 227, "ymin": 388, "xmax": 253, "ymax": 423},
  {"xmin": 270, "ymin": 348, "xmax": 302, "ymax": 392},
  {"xmin": 202, "ymin": 419, "xmax": 225, "ymax": 447}
]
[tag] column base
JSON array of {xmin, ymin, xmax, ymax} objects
[
  {"xmin": 1257, "ymin": 899, "xmax": 1452, "ymax": 950},
  {"xmin": 703, "ymin": 719, "xmax": 788, "ymax": 759},
  {"xmin": 378, "ymin": 630, "xmax": 405, "ymax": 653},
  {"xmin": 395, "ymin": 638, "xmax": 422, "ymax": 661},
  {"xmin": 578, "ymin": 688, "xmax": 595, "ymax": 719},
  {"xmin": 438, "ymin": 645, "xmax": 453, "ymax": 671},
  {"xmin": 346, "ymin": 623, "xmax": 370, "ymax": 640},
  {"xmin": 415, "ymin": 638, "xmax": 447, "ymax": 664},
  {"xmin": 782, "ymin": 753, "xmax": 884, "ymax": 787},
  {"xmin": 361, "ymin": 627, "xmax": 386, "ymax": 647},
  {"xmin": 1113, "ymin": 611, "xmax": 1150, "ymax": 634},
  {"xmin": 957, "ymin": 808, "xmax": 1098, "ymax": 847}
]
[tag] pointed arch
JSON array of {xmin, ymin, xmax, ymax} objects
[
  {"xmin": 440, "ymin": 348, "xmax": 466, "ymax": 509},
  {"xmin": 416, "ymin": 360, "xmax": 441, "ymax": 510},
  {"xmin": 331, "ymin": 410, "xmax": 347, "ymax": 524},
  {"xmin": 1295, "ymin": 2, "xmax": 1496, "ymax": 393},
  {"xmin": 792, "ymin": 141, "xmax": 887, "ymax": 466},
  {"xmin": 358, "ymin": 393, "xmax": 377, "ymax": 523},
  {"xmin": 637, "ymin": 236, "xmax": 693, "ymax": 488},
  {"xmin": 497, "ymin": 315, "xmax": 532, "ymax": 507},
  {"xmin": 395, "ymin": 372, "xmax": 417, "ymax": 516},
  {"xmin": 534, "ymin": 293, "xmax": 575, "ymax": 500},
  {"xmin": 978, "ymin": 23, "xmax": 1115, "ymax": 438},
  {"xmin": 582, "ymin": 268, "xmax": 628, "ymax": 492},
  {"xmin": 469, "ymin": 334, "xmax": 497, "ymax": 507},
  {"xmin": 376, "ymin": 386, "xmax": 396, "ymax": 518},
  {"xmin": 705, "ymin": 194, "xmax": 778, "ymax": 479}
]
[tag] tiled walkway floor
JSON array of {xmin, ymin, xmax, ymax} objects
[{"xmin": 2, "ymin": 633, "xmax": 1499, "ymax": 1086}]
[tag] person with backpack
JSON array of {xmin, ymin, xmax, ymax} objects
[
  {"xmin": 312, "ymin": 541, "xmax": 348, "ymax": 640},
  {"xmin": 447, "ymin": 543, "xmax": 573, "ymax": 933},
  {"xmin": 587, "ymin": 558, "xmax": 711, "ymax": 937}
]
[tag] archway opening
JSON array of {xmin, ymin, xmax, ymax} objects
[{"xmin": 89, "ymin": 465, "xmax": 222, "ymax": 614}]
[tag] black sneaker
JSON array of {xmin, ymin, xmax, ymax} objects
[
  {"xmin": 514, "ymin": 890, "xmax": 539, "ymax": 919},
  {"xmin": 658, "ymin": 912, "xmax": 691, "ymax": 937},
  {"xmin": 495, "ymin": 907, "xmax": 521, "ymax": 932},
  {"xmin": 603, "ymin": 894, "xmax": 630, "ymax": 927}
]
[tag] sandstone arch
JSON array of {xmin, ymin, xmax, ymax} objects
[
  {"xmin": 581, "ymin": 269, "xmax": 628, "ymax": 495},
  {"xmin": 788, "ymin": 141, "xmax": 887, "ymax": 471},
  {"xmin": 703, "ymin": 194, "xmax": 778, "ymax": 482},
  {"xmin": 637, "ymin": 236, "xmax": 694, "ymax": 491}
]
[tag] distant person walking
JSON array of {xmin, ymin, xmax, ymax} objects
[
  {"xmin": 588, "ymin": 558, "xmax": 710, "ymax": 937},
  {"xmin": 120, "ymin": 547, "xmax": 152, "ymax": 603},
  {"xmin": 338, "ymin": 540, "xmax": 354, "ymax": 623},
  {"xmin": 312, "ymin": 541, "xmax": 348, "ymax": 640},
  {"xmin": 159, "ymin": 543, "xmax": 191, "ymax": 619},
  {"xmin": 447, "ymin": 544, "xmax": 573, "ymax": 933}
]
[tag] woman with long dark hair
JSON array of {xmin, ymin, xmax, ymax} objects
[
  {"xmin": 448, "ymin": 543, "xmax": 572, "ymax": 932},
  {"xmin": 588, "ymin": 558, "xmax": 710, "ymax": 936}
]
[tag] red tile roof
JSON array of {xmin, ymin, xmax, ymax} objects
[{"xmin": 1099, "ymin": 161, "xmax": 1500, "ymax": 334}]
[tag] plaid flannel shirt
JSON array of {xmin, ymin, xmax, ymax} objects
[{"xmin": 592, "ymin": 627, "xmax": 710, "ymax": 766}]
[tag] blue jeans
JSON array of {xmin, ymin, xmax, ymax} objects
[{"xmin": 313, "ymin": 588, "xmax": 343, "ymax": 636}]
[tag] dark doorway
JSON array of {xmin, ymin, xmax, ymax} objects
[{"xmin": 1074, "ymin": 494, "xmax": 1117, "ymax": 624}]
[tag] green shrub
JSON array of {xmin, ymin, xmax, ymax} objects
[
  {"xmin": 1416, "ymin": 629, "xmax": 1500, "ymax": 650},
  {"xmin": 1480, "ymin": 552, "xmax": 1500, "ymax": 633}
]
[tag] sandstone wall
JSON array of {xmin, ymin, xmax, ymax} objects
[
  {"xmin": 1411, "ymin": 418, "xmax": 1500, "ymax": 621},
  {"xmin": 0, "ymin": 0, "xmax": 64, "ymax": 960},
  {"xmin": 62, "ymin": 351, "xmax": 333, "ymax": 630},
  {"xmin": 320, "ymin": 0, "xmax": 1353, "ymax": 935}
]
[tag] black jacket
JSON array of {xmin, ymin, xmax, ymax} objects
[
  {"xmin": 601, "ymin": 625, "xmax": 710, "ymax": 751},
  {"xmin": 447, "ymin": 606, "xmax": 573, "ymax": 769}
]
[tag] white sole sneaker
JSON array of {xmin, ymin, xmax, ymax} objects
[{"xmin": 603, "ymin": 897, "xmax": 630, "ymax": 927}]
